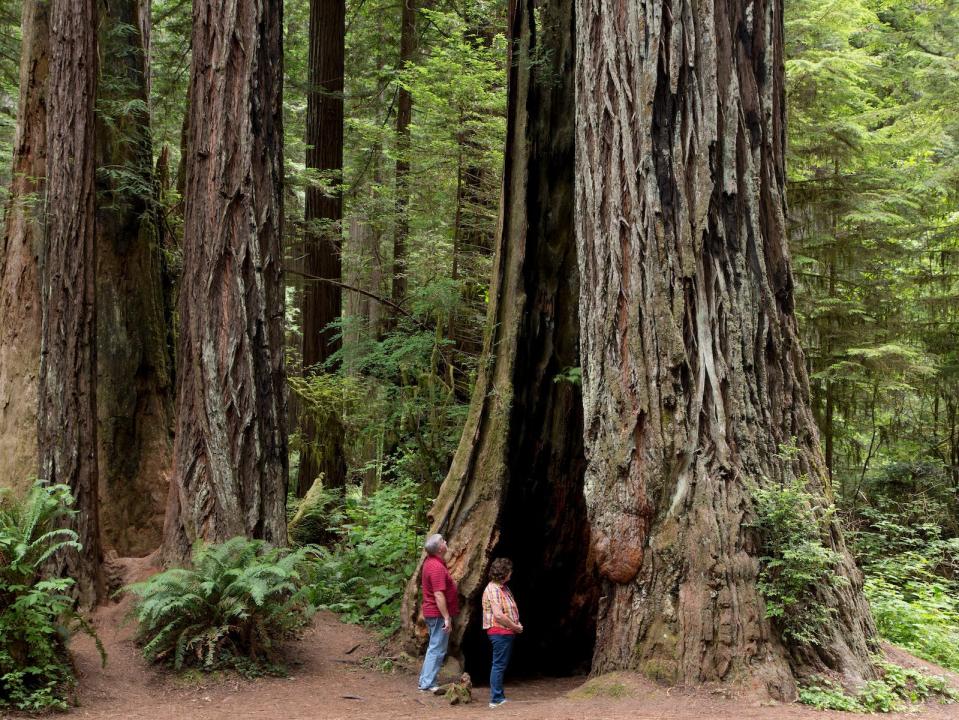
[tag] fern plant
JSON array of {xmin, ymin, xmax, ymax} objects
[
  {"xmin": 127, "ymin": 537, "xmax": 317, "ymax": 674},
  {"xmin": 0, "ymin": 481, "xmax": 103, "ymax": 711}
]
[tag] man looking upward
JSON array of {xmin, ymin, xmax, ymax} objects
[{"xmin": 418, "ymin": 534, "xmax": 460, "ymax": 692}]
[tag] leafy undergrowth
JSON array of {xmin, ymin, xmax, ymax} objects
[
  {"xmin": 306, "ymin": 480, "xmax": 424, "ymax": 635},
  {"xmin": 0, "ymin": 482, "xmax": 104, "ymax": 712},
  {"xmin": 126, "ymin": 537, "xmax": 317, "ymax": 677},
  {"xmin": 851, "ymin": 511, "xmax": 959, "ymax": 673},
  {"xmin": 799, "ymin": 658, "xmax": 958, "ymax": 713}
]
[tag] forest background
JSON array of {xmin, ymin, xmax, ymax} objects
[{"xmin": 0, "ymin": 0, "xmax": 957, "ymax": 711}]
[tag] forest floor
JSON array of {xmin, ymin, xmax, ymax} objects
[{"xmin": 19, "ymin": 557, "xmax": 959, "ymax": 720}]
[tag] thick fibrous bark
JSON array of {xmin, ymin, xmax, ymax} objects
[
  {"xmin": 299, "ymin": 0, "xmax": 346, "ymax": 495},
  {"xmin": 575, "ymin": 0, "xmax": 876, "ymax": 696},
  {"xmin": 96, "ymin": 0, "xmax": 174, "ymax": 557},
  {"xmin": 164, "ymin": 0, "xmax": 287, "ymax": 561},
  {"xmin": 402, "ymin": 0, "xmax": 596, "ymax": 677},
  {"xmin": 38, "ymin": 0, "xmax": 103, "ymax": 605},
  {"xmin": 0, "ymin": 0, "xmax": 47, "ymax": 494}
]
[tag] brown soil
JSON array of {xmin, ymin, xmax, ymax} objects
[{"xmin": 15, "ymin": 557, "xmax": 959, "ymax": 720}]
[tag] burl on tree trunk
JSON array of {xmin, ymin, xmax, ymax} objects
[
  {"xmin": 163, "ymin": 0, "xmax": 288, "ymax": 561},
  {"xmin": 575, "ymin": 0, "xmax": 876, "ymax": 698},
  {"xmin": 401, "ymin": 0, "xmax": 598, "ymax": 677}
]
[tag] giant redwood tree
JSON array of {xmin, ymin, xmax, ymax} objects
[
  {"xmin": 298, "ymin": 0, "xmax": 347, "ymax": 495},
  {"xmin": 96, "ymin": 0, "xmax": 174, "ymax": 557},
  {"xmin": 0, "ymin": 0, "xmax": 47, "ymax": 494},
  {"xmin": 38, "ymin": 0, "xmax": 103, "ymax": 605},
  {"xmin": 163, "ymin": 0, "xmax": 288, "ymax": 561},
  {"xmin": 405, "ymin": 0, "xmax": 879, "ymax": 698},
  {"xmin": 401, "ymin": 0, "xmax": 598, "ymax": 677},
  {"xmin": 574, "ymin": 0, "xmax": 876, "ymax": 697}
]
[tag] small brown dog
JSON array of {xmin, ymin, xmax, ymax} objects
[{"xmin": 443, "ymin": 672, "xmax": 472, "ymax": 705}]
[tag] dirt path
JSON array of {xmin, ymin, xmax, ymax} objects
[{"xmin": 34, "ymin": 597, "xmax": 957, "ymax": 720}]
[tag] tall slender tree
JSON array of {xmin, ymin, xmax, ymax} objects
[
  {"xmin": 0, "ymin": 0, "xmax": 47, "ymax": 494},
  {"xmin": 38, "ymin": 0, "xmax": 103, "ymax": 605},
  {"xmin": 391, "ymin": 0, "xmax": 415, "ymax": 307},
  {"xmin": 163, "ymin": 0, "xmax": 288, "ymax": 561},
  {"xmin": 574, "ymin": 0, "xmax": 876, "ymax": 695},
  {"xmin": 299, "ymin": 0, "xmax": 347, "ymax": 495},
  {"xmin": 402, "ymin": 0, "xmax": 596, "ymax": 677},
  {"xmin": 96, "ymin": 0, "xmax": 174, "ymax": 557}
]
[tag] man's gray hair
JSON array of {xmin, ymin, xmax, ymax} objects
[{"xmin": 424, "ymin": 533, "xmax": 445, "ymax": 556}]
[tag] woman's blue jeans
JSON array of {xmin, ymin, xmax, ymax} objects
[
  {"xmin": 488, "ymin": 633, "xmax": 514, "ymax": 703},
  {"xmin": 418, "ymin": 617, "xmax": 448, "ymax": 689}
]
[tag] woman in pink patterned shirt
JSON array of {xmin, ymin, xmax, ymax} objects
[{"xmin": 481, "ymin": 558, "xmax": 522, "ymax": 708}]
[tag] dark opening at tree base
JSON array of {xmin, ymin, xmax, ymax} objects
[{"xmin": 461, "ymin": 395, "xmax": 599, "ymax": 680}]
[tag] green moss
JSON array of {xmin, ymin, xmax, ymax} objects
[
  {"xmin": 639, "ymin": 658, "xmax": 677, "ymax": 683},
  {"xmin": 568, "ymin": 673, "xmax": 633, "ymax": 700}
]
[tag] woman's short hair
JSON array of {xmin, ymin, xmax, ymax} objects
[
  {"xmin": 424, "ymin": 534, "xmax": 445, "ymax": 556},
  {"xmin": 488, "ymin": 557, "xmax": 513, "ymax": 582}
]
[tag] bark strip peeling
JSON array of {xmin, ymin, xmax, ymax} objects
[
  {"xmin": 164, "ymin": 0, "xmax": 288, "ymax": 560},
  {"xmin": 575, "ymin": 0, "xmax": 876, "ymax": 697}
]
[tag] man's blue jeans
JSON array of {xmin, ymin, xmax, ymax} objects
[
  {"xmin": 488, "ymin": 633, "xmax": 514, "ymax": 703},
  {"xmin": 418, "ymin": 617, "xmax": 448, "ymax": 689}
]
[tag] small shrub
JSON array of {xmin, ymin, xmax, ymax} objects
[
  {"xmin": 127, "ymin": 537, "xmax": 316, "ymax": 675},
  {"xmin": 308, "ymin": 480, "xmax": 424, "ymax": 634},
  {"xmin": 750, "ymin": 475, "xmax": 847, "ymax": 646},
  {"xmin": 0, "ymin": 482, "xmax": 103, "ymax": 711},
  {"xmin": 798, "ymin": 681, "xmax": 865, "ymax": 712},
  {"xmin": 799, "ymin": 659, "xmax": 958, "ymax": 713}
]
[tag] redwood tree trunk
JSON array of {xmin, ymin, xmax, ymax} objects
[
  {"xmin": 96, "ymin": 0, "xmax": 174, "ymax": 557},
  {"xmin": 391, "ymin": 0, "xmax": 414, "ymax": 307},
  {"xmin": 402, "ymin": 0, "xmax": 596, "ymax": 677},
  {"xmin": 0, "ymin": 0, "xmax": 47, "ymax": 494},
  {"xmin": 299, "ymin": 0, "xmax": 346, "ymax": 495},
  {"xmin": 38, "ymin": 0, "xmax": 103, "ymax": 605},
  {"xmin": 163, "ymin": 0, "xmax": 287, "ymax": 562},
  {"xmin": 575, "ymin": 0, "xmax": 876, "ymax": 696}
]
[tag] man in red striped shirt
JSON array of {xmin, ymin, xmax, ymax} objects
[{"xmin": 418, "ymin": 533, "xmax": 460, "ymax": 692}]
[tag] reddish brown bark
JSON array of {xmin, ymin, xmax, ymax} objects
[
  {"xmin": 0, "ymin": 0, "xmax": 47, "ymax": 494},
  {"xmin": 96, "ymin": 0, "xmax": 174, "ymax": 557},
  {"xmin": 299, "ymin": 0, "xmax": 347, "ymax": 495},
  {"xmin": 38, "ymin": 0, "xmax": 103, "ymax": 605},
  {"xmin": 163, "ymin": 0, "xmax": 288, "ymax": 562},
  {"xmin": 575, "ymin": 0, "xmax": 876, "ymax": 697}
]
